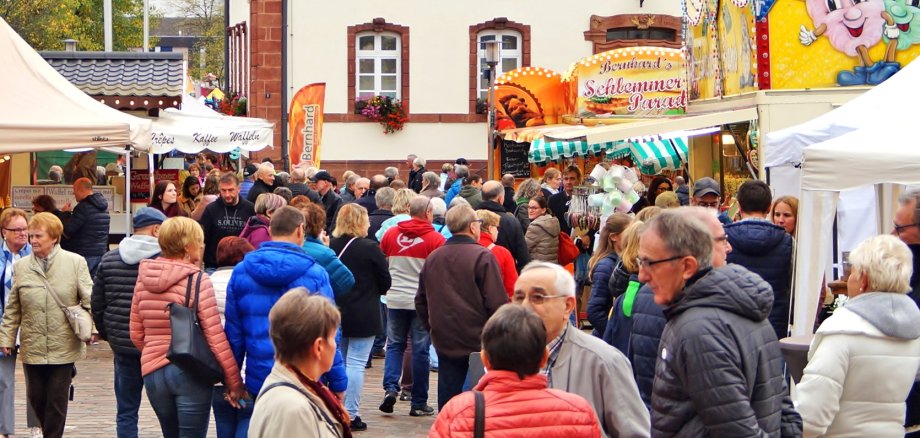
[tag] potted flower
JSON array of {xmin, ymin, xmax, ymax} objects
[{"xmin": 358, "ymin": 96, "xmax": 409, "ymax": 134}]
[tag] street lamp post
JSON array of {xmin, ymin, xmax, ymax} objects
[{"xmin": 483, "ymin": 40, "xmax": 500, "ymax": 180}]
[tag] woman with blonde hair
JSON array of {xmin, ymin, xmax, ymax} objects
[
  {"xmin": 797, "ymin": 235, "xmax": 920, "ymax": 437},
  {"xmin": 771, "ymin": 195, "xmax": 799, "ymax": 236},
  {"xmin": 586, "ymin": 213, "xmax": 634, "ymax": 337},
  {"xmin": 328, "ymin": 204, "xmax": 391, "ymax": 431},
  {"xmin": 601, "ymin": 220, "xmax": 645, "ymax": 350},
  {"xmin": 374, "ymin": 188, "xmax": 417, "ymax": 241},
  {"xmin": 240, "ymin": 193, "xmax": 287, "ymax": 248},
  {"xmin": 0, "ymin": 213, "xmax": 94, "ymax": 438},
  {"xmin": 249, "ymin": 291, "xmax": 351, "ymax": 438},
  {"xmin": 130, "ymin": 217, "xmax": 244, "ymax": 438},
  {"xmin": 540, "ymin": 168, "xmax": 562, "ymax": 199}
]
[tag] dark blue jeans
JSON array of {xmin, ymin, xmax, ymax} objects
[
  {"xmin": 372, "ymin": 302, "xmax": 388, "ymax": 354},
  {"xmin": 436, "ymin": 354, "xmax": 470, "ymax": 410},
  {"xmin": 382, "ymin": 308, "xmax": 430, "ymax": 407},
  {"xmin": 212, "ymin": 385, "xmax": 253, "ymax": 438},
  {"xmin": 84, "ymin": 255, "xmax": 102, "ymax": 277},
  {"xmin": 113, "ymin": 353, "xmax": 144, "ymax": 438},
  {"xmin": 143, "ymin": 364, "xmax": 212, "ymax": 438}
]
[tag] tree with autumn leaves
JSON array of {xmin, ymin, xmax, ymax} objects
[{"xmin": 1, "ymin": 0, "xmax": 158, "ymax": 51}]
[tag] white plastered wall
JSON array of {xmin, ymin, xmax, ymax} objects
[{"xmin": 285, "ymin": 0, "xmax": 681, "ymax": 161}]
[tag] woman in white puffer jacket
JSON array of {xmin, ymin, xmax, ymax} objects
[{"xmin": 797, "ymin": 235, "xmax": 920, "ymax": 438}]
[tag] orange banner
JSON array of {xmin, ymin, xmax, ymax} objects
[{"xmin": 289, "ymin": 83, "xmax": 325, "ymax": 168}]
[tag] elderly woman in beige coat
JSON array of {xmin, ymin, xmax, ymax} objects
[
  {"xmin": 524, "ymin": 195, "xmax": 560, "ymax": 263},
  {"xmin": 249, "ymin": 290, "xmax": 351, "ymax": 438},
  {"xmin": 0, "ymin": 212, "xmax": 95, "ymax": 438}
]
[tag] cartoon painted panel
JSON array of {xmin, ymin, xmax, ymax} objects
[
  {"xmin": 493, "ymin": 67, "xmax": 566, "ymax": 130},
  {"xmin": 768, "ymin": 0, "xmax": 920, "ymax": 88},
  {"xmin": 686, "ymin": 0, "xmax": 721, "ymax": 99},
  {"xmin": 719, "ymin": 0, "xmax": 759, "ymax": 95}
]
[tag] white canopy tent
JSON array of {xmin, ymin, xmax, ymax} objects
[
  {"xmin": 150, "ymin": 97, "xmax": 273, "ymax": 154},
  {"xmin": 791, "ymin": 122, "xmax": 920, "ymax": 337},
  {"xmin": 765, "ymin": 58, "xmax": 920, "ymax": 169},
  {"xmin": 0, "ymin": 16, "xmax": 151, "ymax": 153}
]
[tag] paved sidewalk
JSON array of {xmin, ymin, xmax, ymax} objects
[{"xmin": 10, "ymin": 342, "xmax": 437, "ymax": 437}]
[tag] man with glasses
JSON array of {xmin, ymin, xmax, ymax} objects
[
  {"xmin": 893, "ymin": 189, "xmax": 920, "ymax": 436},
  {"xmin": 379, "ymin": 196, "xmax": 445, "ymax": 417},
  {"xmin": 513, "ymin": 261, "xmax": 649, "ymax": 438},
  {"xmin": 416, "ymin": 204, "xmax": 507, "ymax": 410},
  {"xmin": 724, "ymin": 180, "xmax": 794, "ymax": 341},
  {"xmin": 627, "ymin": 207, "xmax": 731, "ymax": 409},
  {"xmin": 639, "ymin": 211, "xmax": 801, "ymax": 437},
  {"xmin": 690, "ymin": 177, "xmax": 732, "ymax": 225}
]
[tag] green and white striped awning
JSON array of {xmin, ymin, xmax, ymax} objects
[{"xmin": 528, "ymin": 136, "xmax": 688, "ymax": 175}]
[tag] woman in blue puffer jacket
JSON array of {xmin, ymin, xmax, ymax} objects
[
  {"xmin": 298, "ymin": 203, "xmax": 355, "ymax": 299},
  {"xmin": 601, "ymin": 221, "xmax": 644, "ymax": 353},
  {"xmin": 586, "ymin": 214, "xmax": 633, "ymax": 337}
]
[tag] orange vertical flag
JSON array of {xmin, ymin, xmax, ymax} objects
[{"xmin": 289, "ymin": 83, "xmax": 325, "ymax": 168}]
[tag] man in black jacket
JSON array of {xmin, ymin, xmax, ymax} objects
[
  {"xmin": 199, "ymin": 173, "xmax": 256, "ymax": 269},
  {"xmin": 357, "ymin": 175, "xmax": 388, "ymax": 214},
  {"xmin": 477, "ymin": 181, "xmax": 530, "ymax": 271},
  {"xmin": 246, "ymin": 163, "xmax": 277, "ymax": 204},
  {"xmin": 61, "ymin": 177, "xmax": 111, "ymax": 274},
  {"xmin": 311, "ymin": 170, "xmax": 343, "ymax": 233},
  {"xmin": 91, "ymin": 207, "xmax": 165, "ymax": 437},
  {"xmin": 288, "ymin": 167, "xmax": 321, "ymax": 204},
  {"xmin": 408, "ymin": 156, "xmax": 425, "ymax": 193},
  {"xmin": 501, "ymin": 174, "xmax": 517, "ymax": 213},
  {"xmin": 639, "ymin": 210, "xmax": 801, "ymax": 437}
]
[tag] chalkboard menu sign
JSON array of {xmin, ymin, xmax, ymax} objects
[{"xmin": 500, "ymin": 140, "xmax": 531, "ymax": 178}]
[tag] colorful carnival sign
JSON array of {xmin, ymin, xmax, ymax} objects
[
  {"xmin": 567, "ymin": 47, "xmax": 688, "ymax": 117},
  {"xmin": 288, "ymin": 83, "xmax": 325, "ymax": 168},
  {"xmin": 493, "ymin": 67, "xmax": 566, "ymax": 131}
]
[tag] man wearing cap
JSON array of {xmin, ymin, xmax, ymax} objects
[
  {"xmin": 691, "ymin": 177, "xmax": 732, "ymax": 225},
  {"xmin": 239, "ymin": 164, "xmax": 258, "ymax": 200},
  {"xmin": 91, "ymin": 207, "xmax": 166, "ymax": 437},
  {"xmin": 311, "ymin": 170, "xmax": 343, "ymax": 232}
]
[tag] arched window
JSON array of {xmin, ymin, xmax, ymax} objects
[{"xmin": 468, "ymin": 18, "xmax": 531, "ymax": 115}]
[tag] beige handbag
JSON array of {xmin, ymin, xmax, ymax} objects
[{"xmin": 39, "ymin": 275, "xmax": 93, "ymax": 342}]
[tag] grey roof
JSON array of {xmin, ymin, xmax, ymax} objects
[{"xmin": 40, "ymin": 51, "xmax": 184, "ymax": 97}]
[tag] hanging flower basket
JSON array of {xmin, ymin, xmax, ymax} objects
[{"xmin": 359, "ymin": 96, "xmax": 409, "ymax": 134}]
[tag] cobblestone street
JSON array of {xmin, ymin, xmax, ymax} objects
[{"xmin": 10, "ymin": 342, "xmax": 437, "ymax": 437}]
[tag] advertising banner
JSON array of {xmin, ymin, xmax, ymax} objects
[
  {"xmin": 767, "ymin": 0, "xmax": 920, "ymax": 88},
  {"xmin": 568, "ymin": 47, "xmax": 687, "ymax": 118},
  {"xmin": 289, "ymin": 83, "xmax": 325, "ymax": 168},
  {"xmin": 719, "ymin": 0, "xmax": 758, "ymax": 96},
  {"xmin": 493, "ymin": 68, "xmax": 566, "ymax": 131}
]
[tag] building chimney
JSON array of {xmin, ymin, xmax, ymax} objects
[{"xmin": 62, "ymin": 39, "xmax": 78, "ymax": 52}]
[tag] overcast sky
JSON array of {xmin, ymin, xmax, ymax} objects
[{"xmin": 150, "ymin": 0, "xmax": 181, "ymax": 17}]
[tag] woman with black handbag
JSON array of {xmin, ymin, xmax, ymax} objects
[
  {"xmin": 0, "ymin": 212, "xmax": 95, "ymax": 438},
  {"xmin": 130, "ymin": 217, "xmax": 244, "ymax": 438}
]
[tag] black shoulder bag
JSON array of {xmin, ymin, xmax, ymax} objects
[
  {"xmin": 166, "ymin": 272, "xmax": 223, "ymax": 384},
  {"xmin": 473, "ymin": 390, "xmax": 485, "ymax": 438}
]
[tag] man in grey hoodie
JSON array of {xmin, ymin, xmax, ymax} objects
[{"xmin": 91, "ymin": 207, "xmax": 166, "ymax": 438}]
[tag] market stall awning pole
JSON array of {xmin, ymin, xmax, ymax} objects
[{"xmin": 124, "ymin": 149, "xmax": 132, "ymax": 235}]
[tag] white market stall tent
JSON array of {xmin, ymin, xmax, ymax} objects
[
  {"xmin": 0, "ymin": 16, "xmax": 151, "ymax": 153},
  {"xmin": 150, "ymin": 97, "xmax": 274, "ymax": 154},
  {"xmin": 791, "ymin": 122, "xmax": 920, "ymax": 337}
]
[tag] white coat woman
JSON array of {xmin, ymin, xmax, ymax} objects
[{"xmin": 797, "ymin": 235, "xmax": 920, "ymax": 437}]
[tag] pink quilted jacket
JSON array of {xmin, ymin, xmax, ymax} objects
[
  {"xmin": 130, "ymin": 257, "xmax": 242, "ymax": 391},
  {"xmin": 430, "ymin": 370, "xmax": 601, "ymax": 438}
]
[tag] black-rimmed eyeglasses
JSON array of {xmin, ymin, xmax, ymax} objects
[{"xmin": 636, "ymin": 255, "xmax": 686, "ymax": 269}]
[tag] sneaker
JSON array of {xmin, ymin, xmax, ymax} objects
[
  {"xmin": 379, "ymin": 390, "xmax": 397, "ymax": 413},
  {"xmin": 409, "ymin": 404, "xmax": 435, "ymax": 417},
  {"xmin": 398, "ymin": 390, "xmax": 411, "ymax": 401},
  {"xmin": 30, "ymin": 427, "xmax": 43, "ymax": 438},
  {"xmin": 351, "ymin": 416, "xmax": 367, "ymax": 431}
]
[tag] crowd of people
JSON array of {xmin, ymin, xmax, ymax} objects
[{"xmin": 0, "ymin": 153, "xmax": 918, "ymax": 438}]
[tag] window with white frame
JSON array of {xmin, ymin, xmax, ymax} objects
[
  {"xmin": 356, "ymin": 32, "xmax": 401, "ymax": 101},
  {"xmin": 477, "ymin": 30, "xmax": 522, "ymax": 100}
]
